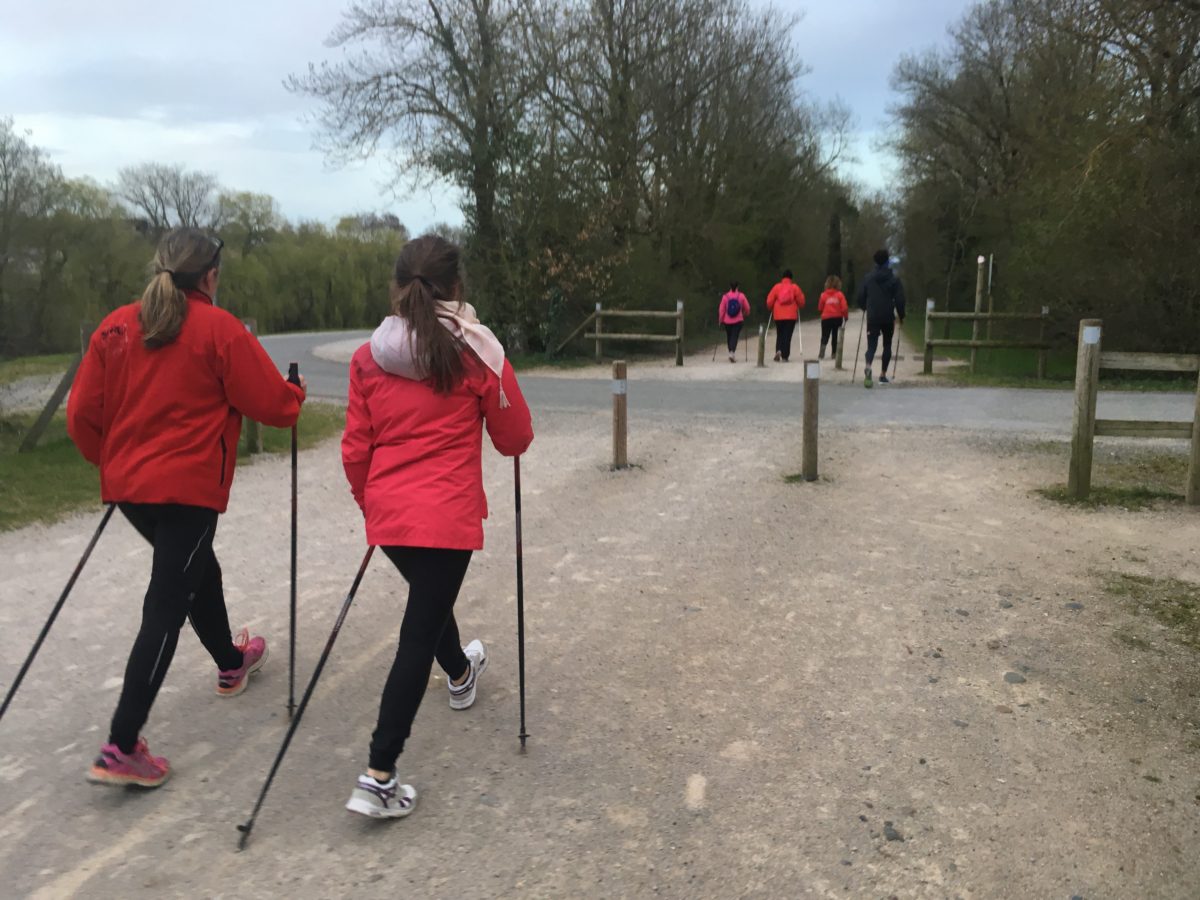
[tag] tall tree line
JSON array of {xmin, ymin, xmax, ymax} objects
[
  {"xmin": 891, "ymin": 0, "xmax": 1200, "ymax": 352},
  {"xmin": 0, "ymin": 118, "xmax": 419, "ymax": 357},
  {"xmin": 288, "ymin": 0, "xmax": 872, "ymax": 350}
]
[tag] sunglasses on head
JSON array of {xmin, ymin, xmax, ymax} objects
[{"xmin": 207, "ymin": 236, "xmax": 224, "ymax": 271}]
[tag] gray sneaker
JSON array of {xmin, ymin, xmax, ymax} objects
[
  {"xmin": 345, "ymin": 774, "xmax": 417, "ymax": 819},
  {"xmin": 448, "ymin": 639, "xmax": 488, "ymax": 710}
]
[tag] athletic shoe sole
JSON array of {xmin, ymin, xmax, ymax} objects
[
  {"xmin": 449, "ymin": 654, "xmax": 489, "ymax": 711},
  {"xmin": 86, "ymin": 766, "xmax": 170, "ymax": 788},
  {"xmin": 346, "ymin": 787, "xmax": 417, "ymax": 819},
  {"xmin": 217, "ymin": 644, "xmax": 269, "ymax": 697}
]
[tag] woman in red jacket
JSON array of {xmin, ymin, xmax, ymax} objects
[
  {"xmin": 67, "ymin": 227, "xmax": 306, "ymax": 788},
  {"xmin": 817, "ymin": 275, "xmax": 850, "ymax": 360},
  {"xmin": 765, "ymin": 269, "xmax": 805, "ymax": 361},
  {"xmin": 341, "ymin": 234, "xmax": 533, "ymax": 819}
]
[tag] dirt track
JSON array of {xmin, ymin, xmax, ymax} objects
[{"xmin": 1, "ymin": 363, "xmax": 1198, "ymax": 898}]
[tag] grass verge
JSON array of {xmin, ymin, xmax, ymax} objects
[
  {"xmin": 0, "ymin": 353, "xmax": 75, "ymax": 387},
  {"xmin": 1037, "ymin": 450, "xmax": 1188, "ymax": 509},
  {"xmin": 1104, "ymin": 573, "xmax": 1200, "ymax": 650},
  {"xmin": 0, "ymin": 402, "xmax": 344, "ymax": 532}
]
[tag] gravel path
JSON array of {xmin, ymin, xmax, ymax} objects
[{"xmin": 1, "ymin": 402, "xmax": 1197, "ymax": 897}]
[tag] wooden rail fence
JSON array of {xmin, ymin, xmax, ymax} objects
[
  {"xmin": 923, "ymin": 300, "xmax": 1050, "ymax": 377},
  {"xmin": 553, "ymin": 301, "xmax": 685, "ymax": 366},
  {"xmin": 1067, "ymin": 319, "xmax": 1200, "ymax": 504}
]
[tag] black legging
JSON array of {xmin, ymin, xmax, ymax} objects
[
  {"xmin": 724, "ymin": 322, "xmax": 743, "ymax": 353},
  {"xmin": 820, "ymin": 319, "xmax": 843, "ymax": 356},
  {"xmin": 109, "ymin": 503, "xmax": 242, "ymax": 753},
  {"xmin": 775, "ymin": 320, "xmax": 797, "ymax": 360},
  {"xmin": 369, "ymin": 546, "xmax": 472, "ymax": 772},
  {"xmin": 865, "ymin": 321, "xmax": 896, "ymax": 372}
]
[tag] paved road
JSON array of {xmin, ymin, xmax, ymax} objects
[{"xmin": 261, "ymin": 331, "xmax": 1196, "ymax": 434}]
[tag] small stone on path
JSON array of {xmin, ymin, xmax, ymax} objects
[
  {"xmin": 953, "ymin": 719, "xmax": 969, "ymax": 728},
  {"xmin": 986, "ymin": 639, "xmax": 1001, "ymax": 650},
  {"xmin": 1004, "ymin": 672, "xmax": 1027, "ymax": 684},
  {"xmin": 882, "ymin": 821, "xmax": 904, "ymax": 842},
  {"xmin": 955, "ymin": 609, "xmax": 970, "ymax": 617},
  {"xmin": 995, "ymin": 705, "xmax": 1013, "ymax": 714},
  {"xmin": 1065, "ymin": 602, "xmax": 1084, "ymax": 611},
  {"xmin": 999, "ymin": 600, "xmax": 1015, "ymax": 609}
]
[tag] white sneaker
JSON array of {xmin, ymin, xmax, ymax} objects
[
  {"xmin": 448, "ymin": 639, "xmax": 488, "ymax": 710},
  {"xmin": 345, "ymin": 774, "xmax": 417, "ymax": 819}
]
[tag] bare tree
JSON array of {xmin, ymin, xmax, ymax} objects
[{"xmin": 116, "ymin": 163, "xmax": 220, "ymax": 232}]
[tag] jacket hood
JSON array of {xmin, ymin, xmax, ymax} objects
[{"xmin": 370, "ymin": 315, "xmax": 430, "ymax": 380}]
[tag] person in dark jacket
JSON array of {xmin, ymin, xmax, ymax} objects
[{"xmin": 856, "ymin": 249, "xmax": 907, "ymax": 387}]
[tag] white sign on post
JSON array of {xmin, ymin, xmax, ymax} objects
[
  {"xmin": 806, "ymin": 362, "xmax": 820, "ymax": 380},
  {"xmin": 1083, "ymin": 326, "xmax": 1101, "ymax": 345},
  {"xmin": 612, "ymin": 379, "xmax": 627, "ymax": 395}
]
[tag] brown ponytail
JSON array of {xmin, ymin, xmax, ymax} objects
[
  {"xmin": 390, "ymin": 235, "xmax": 468, "ymax": 393},
  {"xmin": 139, "ymin": 227, "xmax": 223, "ymax": 349}
]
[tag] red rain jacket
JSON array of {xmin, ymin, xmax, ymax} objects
[
  {"xmin": 766, "ymin": 278, "xmax": 805, "ymax": 321},
  {"xmin": 818, "ymin": 290, "xmax": 849, "ymax": 320},
  {"xmin": 67, "ymin": 291, "xmax": 305, "ymax": 513},
  {"xmin": 341, "ymin": 345, "xmax": 533, "ymax": 550}
]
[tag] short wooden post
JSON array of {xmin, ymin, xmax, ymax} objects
[
  {"xmin": 757, "ymin": 325, "xmax": 766, "ymax": 368},
  {"xmin": 802, "ymin": 360, "xmax": 819, "ymax": 481},
  {"xmin": 923, "ymin": 299, "xmax": 935, "ymax": 374},
  {"xmin": 970, "ymin": 255, "xmax": 985, "ymax": 373},
  {"xmin": 612, "ymin": 360, "xmax": 628, "ymax": 469},
  {"xmin": 1067, "ymin": 319, "xmax": 1102, "ymax": 499},
  {"xmin": 242, "ymin": 318, "xmax": 263, "ymax": 454},
  {"xmin": 1187, "ymin": 371, "xmax": 1200, "ymax": 505},
  {"xmin": 1037, "ymin": 306, "xmax": 1049, "ymax": 380},
  {"xmin": 594, "ymin": 302, "xmax": 603, "ymax": 363},
  {"xmin": 675, "ymin": 299, "xmax": 684, "ymax": 366}
]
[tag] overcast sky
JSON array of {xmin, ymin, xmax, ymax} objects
[{"xmin": 0, "ymin": 0, "xmax": 974, "ymax": 231}]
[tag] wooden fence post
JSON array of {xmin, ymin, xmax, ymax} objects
[
  {"xmin": 923, "ymin": 299, "xmax": 935, "ymax": 374},
  {"xmin": 675, "ymin": 299, "xmax": 684, "ymax": 366},
  {"xmin": 1067, "ymin": 319, "xmax": 1102, "ymax": 499},
  {"xmin": 971, "ymin": 255, "xmax": 985, "ymax": 373},
  {"xmin": 242, "ymin": 318, "xmax": 263, "ymax": 454},
  {"xmin": 802, "ymin": 359, "xmax": 819, "ymax": 481},
  {"xmin": 1187, "ymin": 370, "xmax": 1200, "ymax": 506},
  {"xmin": 757, "ymin": 325, "xmax": 766, "ymax": 368},
  {"xmin": 1037, "ymin": 306, "xmax": 1049, "ymax": 380},
  {"xmin": 835, "ymin": 317, "xmax": 846, "ymax": 370},
  {"xmin": 18, "ymin": 322, "xmax": 93, "ymax": 454},
  {"xmin": 594, "ymin": 302, "xmax": 603, "ymax": 363},
  {"xmin": 612, "ymin": 360, "xmax": 628, "ymax": 469}
]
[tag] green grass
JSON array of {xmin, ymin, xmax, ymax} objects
[
  {"xmin": 1104, "ymin": 573, "xmax": 1200, "ymax": 650},
  {"xmin": 0, "ymin": 403, "xmax": 345, "ymax": 532},
  {"xmin": 906, "ymin": 316, "xmax": 1195, "ymax": 391},
  {"xmin": 0, "ymin": 353, "xmax": 75, "ymax": 386},
  {"xmin": 1037, "ymin": 450, "xmax": 1188, "ymax": 509},
  {"xmin": 510, "ymin": 353, "xmax": 595, "ymax": 371}
]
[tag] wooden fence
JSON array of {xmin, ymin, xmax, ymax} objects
[
  {"xmin": 1067, "ymin": 318, "xmax": 1200, "ymax": 504},
  {"xmin": 554, "ymin": 301, "xmax": 686, "ymax": 366},
  {"xmin": 923, "ymin": 299, "xmax": 1050, "ymax": 377}
]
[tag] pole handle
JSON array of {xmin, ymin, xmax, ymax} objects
[{"xmin": 287, "ymin": 362, "xmax": 300, "ymax": 386}]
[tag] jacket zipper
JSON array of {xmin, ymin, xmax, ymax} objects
[{"xmin": 218, "ymin": 436, "xmax": 227, "ymax": 486}]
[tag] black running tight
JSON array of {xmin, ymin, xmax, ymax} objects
[
  {"xmin": 109, "ymin": 503, "xmax": 242, "ymax": 753},
  {"xmin": 368, "ymin": 547, "xmax": 472, "ymax": 772}
]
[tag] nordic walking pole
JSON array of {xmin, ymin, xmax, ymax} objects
[
  {"xmin": 1, "ymin": 503, "xmax": 115, "ymax": 726},
  {"xmin": 890, "ymin": 325, "xmax": 901, "ymax": 381},
  {"xmin": 286, "ymin": 362, "xmax": 301, "ymax": 721},
  {"xmin": 514, "ymin": 456, "xmax": 528, "ymax": 750},
  {"xmin": 850, "ymin": 309, "xmax": 866, "ymax": 382},
  {"xmin": 237, "ymin": 545, "xmax": 375, "ymax": 850}
]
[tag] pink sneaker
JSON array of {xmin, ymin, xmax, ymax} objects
[
  {"xmin": 217, "ymin": 628, "xmax": 268, "ymax": 697},
  {"xmin": 87, "ymin": 738, "xmax": 170, "ymax": 788}
]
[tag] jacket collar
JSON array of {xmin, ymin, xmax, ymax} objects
[{"xmin": 185, "ymin": 289, "xmax": 215, "ymax": 306}]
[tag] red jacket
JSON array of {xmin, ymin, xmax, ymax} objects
[
  {"xmin": 818, "ymin": 290, "xmax": 849, "ymax": 320},
  {"xmin": 718, "ymin": 291, "xmax": 751, "ymax": 325},
  {"xmin": 341, "ymin": 343, "xmax": 533, "ymax": 550},
  {"xmin": 67, "ymin": 292, "xmax": 305, "ymax": 513},
  {"xmin": 766, "ymin": 278, "xmax": 805, "ymax": 321}
]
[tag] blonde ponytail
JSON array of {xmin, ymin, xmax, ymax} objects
[
  {"xmin": 140, "ymin": 270, "xmax": 187, "ymax": 349},
  {"xmin": 138, "ymin": 227, "xmax": 223, "ymax": 349}
]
